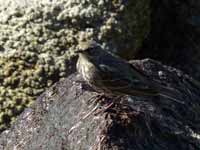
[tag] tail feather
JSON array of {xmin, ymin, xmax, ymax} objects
[
  {"xmin": 159, "ymin": 93, "xmax": 185, "ymax": 104},
  {"xmin": 129, "ymin": 66, "xmax": 185, "ymax": 104},
  {"xmin": 155, "ymin": 83, "xmax": 185, "ymax": 104}
]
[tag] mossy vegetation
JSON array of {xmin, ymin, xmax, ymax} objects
[{"xmin": 0, "ymin": 0, "xmax": 151, "ymax": 131}]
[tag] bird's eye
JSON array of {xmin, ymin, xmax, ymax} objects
[{"xmin": 85, "ymin": 48, "xmax": 93, "ymax": 54}]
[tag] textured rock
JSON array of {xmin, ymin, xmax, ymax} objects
[
  {"xmin": 0, "ymin": 59, "xmax": 200, "ymax": 150},
  {"xmin": 0, "ymin": 0, "xmax": 150, "ymax": 131},
  {"xmin": 138, "ymin": 0, "xmax": 200, "ymax": 80}
]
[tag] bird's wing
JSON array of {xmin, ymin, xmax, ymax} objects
[
  {"xmin": 98, "ymin": 53, "xmax": 150, "ymax": 83},
  {"xmin": 98, "ymin": 64, "xmax": 158, "ymax": 96}
]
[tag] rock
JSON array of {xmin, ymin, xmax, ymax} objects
[
  {"xmin": 138, "ymin": 0, "xmax": 200, "ymax": 80},
  {"xmin": 0, "ymin": 0, "xmax": 150, "ymax": 132},
  {"xmin": 0, "ymin": 59, "xmax": 200, "ymax": 150},
  {"xmin": 1, "ymin": 0, "xmax": 199, "ymax": 133}
]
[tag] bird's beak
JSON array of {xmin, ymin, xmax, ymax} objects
[{"xmin": 75, "ymin": 50, "xmax": 83, "ymax": 54}]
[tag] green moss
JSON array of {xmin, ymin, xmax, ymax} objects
[
  {"xmin": 100, "ymin": 0, "xmax": 151, "ymax": 59},
  {"xmin": 0, "ymin": 0, "xmax": 151, "ymax": 132}
]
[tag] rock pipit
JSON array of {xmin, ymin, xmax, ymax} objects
[{"xmin": 76, "ymin": 41, "xmax": 184, "ymax": 104}]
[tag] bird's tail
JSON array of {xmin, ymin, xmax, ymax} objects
[
  {"xmin": 159, "ymin": 92, "xmax": 185, "ymax": 104},
  {"xmin": 132, "ymin": 86, "xmax": 185, "ymax": 104},
  {"xmin": 128, "ymin": 65, "xmax": 185, "ymax": 104},
  {"xmin": 153, "ymin": 84, "xmax": 185, "ymax": 104}
]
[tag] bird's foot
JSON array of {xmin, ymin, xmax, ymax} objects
[
  {"xmin": 94, "ymin": 102, "xmax": 114, "ymax": 115},
  {"xmin": 93, "ymin": 95, "xmax": 124, "ymax": 115},
  {"xmin": 86, "ymin": 93, "xmax": 108, "ymax": 106}
]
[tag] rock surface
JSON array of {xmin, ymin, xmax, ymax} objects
[
  {"xmin": 1, "ymin": 0, "xmax": 200, "ymax": 133},
  {"xmin": 0, "ymin": 0, "xmax": 150, "ymax": 131},
  {"xmin": 0, "ymin": 59, "xmax": 200, "ymax": 150},
  {"xmin": 139, "ymin": 0, "xmax": 200, "ymax": 80}
]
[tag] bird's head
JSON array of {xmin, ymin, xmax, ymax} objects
[{"xmin": 75, "ymin": 41, "xmax": 102, "ymax": 58}]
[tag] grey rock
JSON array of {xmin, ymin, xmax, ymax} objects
[
  {"xmin": 0, "ymin": 0, "xmax": 150, "ymax": 131},
  {"xmin": 0, "ymin": 59, "xmax": 200, "ymax": 150}
]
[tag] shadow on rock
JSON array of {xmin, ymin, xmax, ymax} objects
[{"xmin": 0, "ymin": 59, "xmax": 200, "ymax": 150}]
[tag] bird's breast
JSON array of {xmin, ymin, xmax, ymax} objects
[{"xmin": 77, "ymin": 55, "xmax": 101, "ymax": 85}]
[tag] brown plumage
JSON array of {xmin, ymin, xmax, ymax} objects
[{"xmin": 76, "ymin": 41, "xmax": 184, "ymax": 104}]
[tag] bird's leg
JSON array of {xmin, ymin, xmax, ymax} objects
[
  {"xmin": 94, "ymin": 102, "xmax": 114, "ymax": 115},
  {"xmin": 87, "ymin": 93, "xmax": 100, "ymax": 105},
  {"xmin": 87, "ymin": 93, "xmax": 108, "ymax": 106},
  {"xmin": 94, "ymin": 95, "xmax": 123, "ymax": 115}
]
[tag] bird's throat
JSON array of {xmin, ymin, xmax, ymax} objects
[{"xmin": 78, "ymin": 53, "xmax": 99, "ymax": 82}]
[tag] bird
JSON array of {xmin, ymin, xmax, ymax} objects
[{"xmin": 76, "ymin": 41, "xmax": 184, "ymax": 104}]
